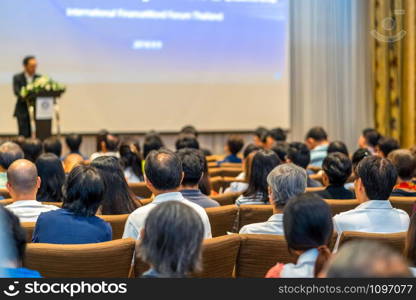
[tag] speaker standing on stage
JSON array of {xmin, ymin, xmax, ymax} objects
[{"xmin": 13, "ymin": 56, "xmax": 40, "ymax": 138}]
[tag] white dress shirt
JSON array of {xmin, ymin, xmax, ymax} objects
[
  {"xmin": 281, "ymin": 248, "xmax": 319, "ymax": 278},
  {"xmin": 239, "ymin": 213, "xmax": 284, "ymax": 235},
  {"xmin": 122, "ymin": 192, "xmax": 212, "ymax": 240},
  {"xmin": 24, "ymin": 73, "xmax": 34, "ymax": 84},
  {"xmin": 6, "ymin": 200, "xmax": 59, "ymax": 223},
  {"xmin": 89, "ymin": 151, "xmax": 120, "ymax": 161},
  {"xmin": 333, "ymin": 200, "xmax": 410, "ymax": 234}
]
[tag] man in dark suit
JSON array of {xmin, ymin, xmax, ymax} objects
[{"xmin": 13, "ymin": 56, "xmax": 40, "ymax": 137}]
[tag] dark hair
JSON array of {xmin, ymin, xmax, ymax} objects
[
  {"xmin": 145, "ymin": 149, "xmax": 183, "ymax": 191},
  {"xmin": 283, "ymin": 193, "xmax": 333, "ymax": 277},
  {"xmin": 21, "ymin": 138, "xmax": 42, "ymax": 162},
  {"xmin": 23, "ymin": 56, "xmax": 35, "ymax": 66},
  {"xmin": 140, "ymin": 201, "xmax": 204, "ymax": 277},
  {"xmin": 388, "ymin": 150, "xmax": 416, "ymax": 181},
  {"xmin": 363, "ymin": 128, "xmax": 381, "ymax": 148},
  {"xmin": 227, "ymin": 135, "xmax": 244, "ymax": 155},
  {"xmin": 96, "ymin": 129, "xmax": 109, "ymax": 152},
  {"xmin": 180, "ymin": 125, "xmax": 198, "ymax": 138},
  {"xmin": 322, "ymin": 153, "xmax": 352, "ymax": 186},
  {"xmin": 328, "ymin": 141, "xmax": 349, "ymax": 157},
  {"xmin": 254, "ymin": 127, "xmax": 269, "ymax": 143},
  {"xmin": 268, "ymin": 128, "xmax": 287, "ymax": 142},
  {"xmin": 119, "ymin": 140, "xmax": 143, "ymax": 181},
  {"xmin": 177, "ymin": 149, "xmax": 204, "ymax": 187},
  {"xmin": 43, "ymin": 137, "xmax": 62, "ymax": 158},
  {"xmin": 286, "ymin": 142, "xmax": 311, "ymax": 169},
  {"xmin": 0, "ymin": 142, "xmax": 24, "ymax": 169},
  {"xmin": 175, "ymin": 135, "xmax": 200, "ymax": 151},
  {"xmin": 243, "ymin": 144, "xmax": 261, "ymax": 159},
  {"xmin": 143, "ymin": 132, "xmax": 164, "ymax": 159},
  {"xmin": 65, "ymin": 134, "xmax": 82, "ymax": 153},
  {"xmin": 243, "ymin": 150, "xmax": 281, "ymax": 203},
  {"xmin": 63, "ymin": 165, "xmax": 105, "ymax": 216},
  {"xmin": 356, "ymin": 156, "xmax": 397, "ymax": 200},
  {"xmin": 12, "ymin": 136, "xmax": 26, "ymax": 148},
  {"xmin": 91, "ymin": 156, "xmax": 139, "ymax": 215},
  {"xmin": 406, "ymin": 213, "xmax": 416, "ymax": 267},
  {"xmin": 198, "ymin": 154, "xmax": 211, "ymax": 196},
  {"xmin": 104, "ymin": 134, "xmax": 120, "ymax": 152},
  {"xmin": 0, "ymin": 206, "xmax": 26, "ymax": 264},
  {"xmin": 36, "ymin": 153, "xmax": 65, "ymax": 203},
  {"xmin": 271, "ymin": 141, "xmax": 290, "ymax": 162},
  {"xmin": 352, "ymin": 148, "xmax": 371, "ymax": 169},
  {"xmin": 305, "ymin": 127, "xmax": 328, "ymax": 141},
  {"xmin": 377, "ymin": 137, "xmax": 400, "ymax": 157}
]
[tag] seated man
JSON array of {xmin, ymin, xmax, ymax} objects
[
  {"xmin": 177, "ymin": 149, "xmax": 219, "ymax": 208},
  {"xmin": 123, "ymin": 149, "xmax": 212, "ymax": 239},
  {"xmin": 217, "ymin": 135, "xmax": 244, "ymax": 165},
  {"xmin": 375, "ymin": 137, "xmax": 400, "ymax": 158},
  {"xmin": 43, "ymin": 136, "xmax": 62, "ymax": 158},
  {"xmin": 316, "ymin": 152, "xmax": 355, "ymax": 200},
  {"xmin": 5, "ymin": 159, "xmax": 58, "ymax": 223},
  {"xmin": 90, "ymin": 133, "xmax": 120, "ymax": 161},
  {"xmin": 305, "ymin": 127, "xmax": 329, "ymax": 168},
  {"xmin": 239, "ymin": 163, "xmax": 307, "ymax": 235},
  {"xmin": 388, "ymin": 149, "xmax": 416, "ymax": 197},
  {"xmin": 333, "ymin": 156, "xmax": 409, "ymax": 234},
  {"xmin": 0, "ymin": 142, "xmax": 24, "ymax": 189}
]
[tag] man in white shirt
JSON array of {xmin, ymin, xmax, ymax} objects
[
  {"xmin": 90, "ymin": 133, "xmax": 121, "ymax": 161},
  {"xmin": 239, "ymin": 163, "xmax": 307, "ymax": 235},
  {"xmin": 333, "ymin": 156, "xmax": 409, "ymax": 234},
  {"xmin": 123, "ymin": 149, "xmax": 211, "ymax": 240},
  {"xmin": 5, "ymin": 159, "xmax": 58, "ymax": 223}
]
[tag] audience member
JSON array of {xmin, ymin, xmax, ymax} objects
[
  {"xmin": 239, "ymin": 164, "xmax": 306, "ymax": 235},
  {"xmin": 253, "ymin": 126, "xmax": 269, "ymax": 148},
  {"xmin": 35, "ymin": 153, "xmax": 65, "ymax": 202},
  {"xmin": 175, "ymin": 134, "xmax": 200, "ymax": 151},
  {"xmin": 43, "ymin": 137, "xmax": 62, "ymax": 158},
  {"xmin": 143, "ymin": 132, "xmax": 164, "ymax": 159},
  {"xmin": 33, "ymin": 165, "xmax": 112, "ymax": 244},
  {"xmin": 123, "ymin": 149, "xmax": 211, "ymax": 239},
  {"xmin": 388, "ymin": 150, "xmax": 416, "ymax": 197},
  {"xmin": 119, "ymin": 140, "xmax": 144, "ymax": 183},
  {"xmin": 90, "ymin": 133, "xmax": 120, "ymax": 161},
  {"xmin": 327, "ymin": 141, "xmax": 349, "ymax": 157},
  {"xmin": 271, "ymin": 141, "xmax": 290, "ymax": 162},
  {"xmin": 217, "ymin": 135, "xmax": 244, "ymax": 165},
  {"xmin": 305, "ymin": 126, "xmax": 329, "ymax": 168},
  {"xmin": 179, "ymin": 125, "xmax": 212, "ymax": 156},
  {"xmin": 139, "ymin": 201, "xmax": 204, "ymax": 278},
  {"xmin": 198, "ymin": 154, "xmax": 212, "ymax": 196},
  {"xmin": 266, "ymin": 193, "xmax": 333, "ymax": 278},
  {"xmin": 344, "ymin": 148, "xmax": 372, "ymax": 191},
  {"xmin": 21, "ymin": 138, "xmax": 42, "ymax": 163},
  {"xmin": 0, "ymin": 142, "xmax": 24, "ymax": 189},
  {"xmin": 64, "ymin": 133, "xmax": 85, "ymax": 159},
  {"xmin": 358, "ymin": 128, "xmax": 381, "ymax": 155},
  {"xmin": 316, "ymin": 153, "xmax": 354, "ymax": 200},
  {"xmin": 236, "ymin": 150, "xmax": 281, "ymax": 205},
  {"xmin": 265, "ymin": 127, "xmax": 287, "ymax": 149},
  {"xmin": 91, "ymin": 156, "xmax": 139, "ymax": 215},
  {"xmin": 95, "ymin": 129, "xmax": 109, "ymax": 152},
  {"xmin": 177, "ymin": 149, "xmax": 219, "ymax": 208},
  {"xmin": 376, "ymin": 137, "xmax": 400, "ymax": 158},
  {"xmin": 333, "ymin": 156, "xmax": 409, "ymax": 234},
  {"xmin": 63, "ymin": 153, "xmax": 84, "ymax": 174},
  {"xmin": 5, "ymin": 159, "xmax": 58, "ymax": 222}
]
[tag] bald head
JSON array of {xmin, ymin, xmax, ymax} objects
[
  {"xmin": 0, "ymin": 142, "xmax": 24, "ymax": 170},
  {"xmin": 7, "ymin": 159, "xmax": 39, "ymax": 195}
]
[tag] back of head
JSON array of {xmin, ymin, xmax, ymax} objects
[
  {"xmin": 328, "ymin": 141, "xmax": 349, "ymax": 157},
  {"xmin": 36, "ymin": 153, "xmax": 65, "ymax": 202},
  {"xmin": 21, "ymin": 138, "xmax": 42, "ymax": 163},
  {"xmin": 322, "ymin": 152, "xmax": 352, "ymax": 186},
  {"xmin": 43, "ymin": 137, "xmax": 62, "ymax": 158},
  {"xmin": 286, "ymin": 142, "xmax": 311, "ymax": 169},
  {"xmin": 243, "ymin": 144, "xmax": 261, "ymax": 159},
  {"xmin": 96, "ymin": 129, "xmax": 109, "ymax": 152},
  {"xmin": 271, "ymin": 141, "xmax": 290, "ymax": 162},
  {"xmin": 283, "ymin": 193, "xmax": 333, "ymax": 277},
  {"xmin": 388, "ymin": 149, "xmax": 416, "ymax": 181},
  {"xmin": 63, "ymin": 165, "xmax": 104, "ymax": 216},
  {"xmin": 326, "ymin": 240, "xmax": 411, "ymax": 278},
  {"xmin": 143, "ymin": 132, "xmax": 164, "ymax": 159},
  {"xmin": 363, "ymin": 128, "xmax": 381, "ymax": 148},
  {"xmin": 7, "ymin": 159, "xmax": 38, "ymax": 196},
  {"xmin": 140, "ymin": 201, "xmax": 204, "ymax": 277},
  {"xmin": 0, "ymin": 206, "xmax": 26, "ymax": 266},
  {"xmin": 175, "ymin": 134, "xmax": 200, "ymax": 151},
  {"xmin": 177, "ymin": 149, "xmax": 204, "ymax": 187},
  {"xmin": 180, "ymin": 125, "xmax": 198, "ymax": 138},
  {"xmin": 268, "ymin": 127, "xmax": 287, "ymax": 142},
  {"xmin": 305, "ymin": 126, "xmax": 328, "ymax": 142},
  {"xmin": 119, "ymin": 140, "xmax": 143, "ymax": 181},
  {"xmin": 145, "ymin": 149, "xmax": 183, "ymax": 191},
  {"xmin": 65, "ymin": 134, "xmax": 82, "ymax": 153},
  {"xmin": 356, "ymin": 156, "xmax": 397, "ymax": 200},
  {"xmin": 227, "ymin": 135, "xmax": 244, "ymax": 155},
  {"xmin": 377, "ymin": 137, "xmax": 400, "ymax": 157},
  {"xmin": 0, "ymin": 142, "xmax": 24, "ymax": 170},
  {"xmin": 253, "ymin": 126, "xmax": 269, "ymax": 145},
  {"xmin": 105, "ymin": 134, "xmax": 120, "ymax": 152},
  {"xmin": 351, "ymin": 148, "xmax": 371, "ymax": 169},
  {"xmin": 267, "ymin": 163, "xmax": 307, "ymax": 209}
]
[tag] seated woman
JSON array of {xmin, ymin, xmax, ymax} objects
[
  {"xmin": 266, "ymin": 193, "xmax": 333, "ymax": 278},
  {"xmin": 235, "ymin": 149, "xmax": 281, "ymax": 206},
  {"xmin": 32, "ymin": 165, "xmax": 112, "ymax": 244},
  {"xmin": 91, "ymin": 156, "xmax": 140, "ymax": 214},
  {"xmin": 139, "ymin": 201, "xmax": 204, "ymax": 278},
  {"xmin": 35, "ymin": 153, "xmax": 66, "ymax": 203},
  {"xmin": 316, "ymin": 152, "xmax": 355, "ymax": 200},
  {"xmin": 119, "ymin": 139, "xmax": 144, "ymax": 183},
  {"xmin": 388, "ymin": 149, "xmax": 416, "ymax": 197}
]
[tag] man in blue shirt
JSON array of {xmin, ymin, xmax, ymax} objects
[
  {"xmin": 305, "ymin": 126, "xmax": 329, "ymax": 168},
  {"xmin": 217, "ymin": 135, "xmax": 244, "ymax": 166}
]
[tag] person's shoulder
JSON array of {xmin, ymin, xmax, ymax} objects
[
  {"xmin": 13, "ymin": 72, "xmax": 24, "ymax": 80},
  {"xmin": 183, "ymin": 198, "xmax": 209, "ymax": 215},
  {"xmin": 127, "ymin": 204, "xmax": 155, "ymax": 222},
  {"xmin": 239, "ymin": 221, "xmax": 268, "ymax": 234},
  {"xmin": 42, "ymin": 203, "xmax": 60, "ymax": 211}
]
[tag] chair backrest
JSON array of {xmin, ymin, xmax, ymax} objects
[
  {"xmin": 220, "ymin": 163, "xmax": 243, "ymax": 169},
  {"xmin": 324, "ymin": 199, "xmax": 359, "ymax": 216},
  {"xmin": 0, "ymin": 198, "xmax": 13, "ymax": 206},
  {"xmin": 339, "ymin": 231, "xmax": 407, "ymax": 254},
  {"xmin": 306, "ymin": 186, "xmax": 326, "ymax": 193},
  {"xmin": 235, "ymin": 234, "xmax": 297, "ymax": 278},
  {"xmin": 41, "ymin": 202, "xmax": 63, "ymax": 208},
  {"xmin": 128, "ymin": 182, "xmax": 152, "ymax": 198},
  {"xmin": 389, "ymin": 197, "xmax": 416, "ymax": 216},
  {"xmin": 21, "ymin": 222, "xmax": 36, "ymax": 242},
  {"xmin": 0, "ymin": 188, "xmax": 10, "ymax": 199},
  {"xmin": 210, "ymin": 176, "xmax": 225, "ymax": 193},
  {"xmin": 98, "ymin": 214, "xmax": 130, "ymax": 240},
  {"xmin": 24, "ymin": 238, "xmax": 136, "ymax": 278},
  {"xmin": 238, "ymin": 205, "xmax": 274, "ymax": 231},
  {"xmin": 211, "ymin": 192, "xmax": 242, "ymax": 206},
  {"xmin": 205, "ymin": 205, "xmax": 238, "ymax": 237},
  {"xmin": 221, "ymin": 168, "xmax": 243, "ymax": 178},
  {"xmin": 208, "ymin": 168, "xmax": 223, "ymax": 178}
]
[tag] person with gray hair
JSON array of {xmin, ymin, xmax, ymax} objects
[
  {"xmin": 139, "ymin": 201, "xmax": 204, "ymax": 278},
  {"xmin": 0, "ymin": 142, "xmax": 24, "ymax": 189},
  {"xmin": 239, "ymin": 163, "xmax": 307, "ymax": 235},
  {"xmin": 5, "ymin": 159, "xmax": 58, "ymax": 223}
]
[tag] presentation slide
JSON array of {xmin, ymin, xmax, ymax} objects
[{"xmin": 0, "ymin": 0, "xmax": 290, "ymax": 134}]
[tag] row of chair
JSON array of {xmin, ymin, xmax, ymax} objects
[{"xmin": 22, "ymin": 231, "xmax": 407, "ymax": 278}]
